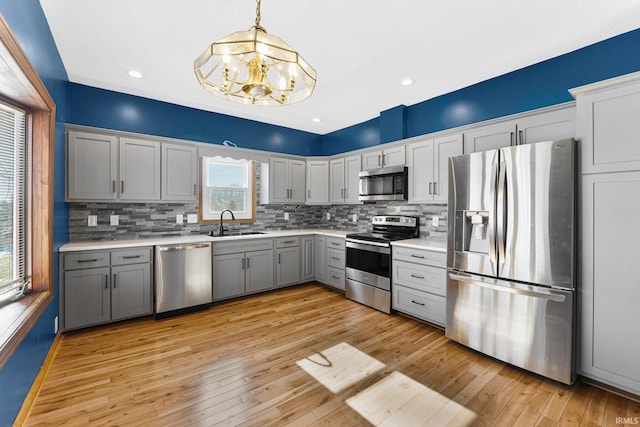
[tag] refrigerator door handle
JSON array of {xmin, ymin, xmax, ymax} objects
[
  {"xmin": 496, "ymin": 160, "xmax": 507, "ymax": 268},
  {"xmin": 448, "ymin": 272, "xmax": 566, "ymax": 302},
  {"xmin": 488, "ymin": 159, "xmax": 499, "ymax": 266}
]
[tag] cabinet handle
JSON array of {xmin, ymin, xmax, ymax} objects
[
  {"xmin": 112, "ymin": 180, "xmax": 116, "ymax": 193},
  {"xmin": 331, "ymin": 275, "xmax": 340, "ymax": 280},
  {"xmin": 410, "ymin": 254, "xmax": 425, "ymax": 259},
  {"xmin": 77, "ymin": 258, "xmax": 99, "ymax": 263},
  {"xmin": 411, "ymin": 300, "xmax": 426, "ymax": 306},
  {"xmin": 510, "ymin": 132, "xmax": 515, "ymax": 146},
  {"xmin": 433, "ymin": 182, "xmax": 438, "ymax": 195},
  {"xmin": 105, "ymin": 274, "xmax": 109, "ymax": 289},
  {"xmin": 241, "ymin": 258, "xmax": 245, "ymax": 270},
  {"xmin": 411, "ymin": 274, "xmax": 425, "ymax": 279},
  {"xmin": 121, "ymin": 180, "xmax": 125, "ymax": 193},
  {"xmin": 307, "ymin": 189, "xmax": 311, "ymax": 199},
  {"xmin": 193, "ymin": 184, "xmax": 197, "ymax": 196},
  {"xmin": 331, "ymin": 256, "xmax": 340, "ymax": 261},
  {"xmin": 278, "ymin": 254, "xmax": 281, "ymax": 264},
  {"xmin": 330, "ymin": 242, "xmax": 341, "ymax": 246},
  {"xmin": 428, "ymin": 182, "xmax": 433, "ymax": 195},
  {"xmin": 378, "ymin": 155, "xmax": 382, "ymax": 167},
  {"xmin": 283, "ymin": 240, "xmax": 295, "ymax": 244},
  {"xmin": 113, "ymin": 273, "xmax": 117, "ymax": 288},
  {"xmin": 122, "ymin": 255, "xmax": 141, "ymax": 259},
  {"xmin": 518, "ymin": 130, "xmax": 524, "ymax": 145},
  {"xmin": 383, "ymin": 154, "xmax": 387, "ymax": 165},
  {"xmin": 246, "ymin": 257, "xmax": 250, "ymax": 269}
]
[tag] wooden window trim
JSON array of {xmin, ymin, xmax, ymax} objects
[
  {"xmin": 198, "ymin": 159, "xmax": 257, "ymax": 225},
  {"xmin": 0, "ymin": 14, "xmax": 55, "ymax": 369}
]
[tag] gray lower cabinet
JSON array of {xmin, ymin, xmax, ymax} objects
[
  {"xmin": 300, "ymin": 236, "xmax": 315, "ymax": 282},
  {"xmin": 324, "ymin": 237, "xmax": 346, "ymax": 291},
  {"xmin": 313, "ymin": 236, "xmax": 326, "ymax": 282},
  {"xmin": 391, "ymin": 245, "xmax": 447, "ymax": 326},
  {"xmin": 61, "ymin": 247, "xmax": 152, "ymax": 331},
  {"xmin": 212, "ymin": 239, "xmax": 274, "ymax": 301},
  {"xmin": 275, "ymin": 237, "xmax": 300, "ymax": 288}
]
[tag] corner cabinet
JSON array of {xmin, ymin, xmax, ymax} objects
[
  {"xmin": 330, "ymin": 155, "xmax": 361, "ymax": 204},
  {"xmin": 406, "ymin": 133, "xmax": 462, "ymax": 203},
  {"xmin": 306, "ymin": 160, "xmax": 329, "ymax": 204},
  {"xmin": 463, "ymin": 104, "xmax": 576, "ymax": 153},
  {"xmin": 61, "ymin": 247, "xmax": 153, "ymax": 331}
]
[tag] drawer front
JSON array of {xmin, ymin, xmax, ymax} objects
[
  {"xmin": 64, "ymin": 251, "xmax": 110, "ymax": 270},
  {"xmin": 392, "ymin": 247, "xmax": 446, "ymax": 268},
  {"xmin": 111, "ymin": 247, "xmax": 152, "ymax": 265},
  {"xmin": 393, "ymin": 261, "xmax": 446, "ymax": 296},
  {"xmin": 326, "ymin": 237, "xmax": 345, "ymax": 251},
  {"xmin": 275, "ymin": 236, "xmax": 300, "ymax": 248},
  {"xmin": 326, "ymin": 266, "xmax": 345, "ymax": 291},
  {"xmin": 327, "ymin": 248, "xmax": 345, "ymax": 269},
  {"xmin": 212, "ymin": 238, "xmax": 274, "ymax": 255},
  {"xmin": 392, "ymin": 285, "xmax": 445, "ymax": 326}
]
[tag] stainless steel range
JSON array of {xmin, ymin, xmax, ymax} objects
[{"xmin": 345, "ymin": 215, "xmax": 419, "ymax": 313}]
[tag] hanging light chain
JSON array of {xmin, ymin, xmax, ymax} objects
[{"xmin": 255, "ymin": 0, "xmax": 262, "ymax": 28}]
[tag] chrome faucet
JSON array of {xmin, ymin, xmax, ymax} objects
[{"xmin": 219, "ymin": 209, "xmax": 235, "ymax": 236}]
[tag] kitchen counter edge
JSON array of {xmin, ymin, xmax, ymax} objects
[{"xmin": 391, "ymin": 238, "xmax": 447, "ymax": 253}]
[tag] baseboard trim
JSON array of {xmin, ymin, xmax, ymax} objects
[
  {"xmin": 581, "ymin": 376, "xmax": 640, "ymax": 403},
  {"xmin": 13, "ymin": 332, "xmax": 63, "ymax": 426}
]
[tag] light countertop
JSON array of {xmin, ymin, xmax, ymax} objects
[
  {"xmin": 391, "ymin": 238, "xmax": 447, "ymax": 253},
  {"xmin": 59, "ymin": 229, "xmax": 350, "ymax": 252}
]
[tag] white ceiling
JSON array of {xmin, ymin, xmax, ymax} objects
[{"xmin": 39, "ymin": 0, "xmax": 640, "ymax": 135}]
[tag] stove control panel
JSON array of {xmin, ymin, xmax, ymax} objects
[{"xmin": 372, "ymin": 215, "xmax": 417, "ymax": 227}]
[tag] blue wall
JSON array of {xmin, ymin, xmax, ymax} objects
[
  {"xmin": 0, "ymin": 1, "xmax": 69, "ymax": 425},
  {"xmin": 69, "ymin": 84, "xmax": 324, "ymax": 156},
  {"xmin": 323, "ymin": 27, "xmax": 640, "ymax": 153}
]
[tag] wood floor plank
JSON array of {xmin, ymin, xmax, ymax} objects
[{"xmin": 21, "ymin": 283, "xmax": 639, "ymax": 426}]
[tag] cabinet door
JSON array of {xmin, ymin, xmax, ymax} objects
[
  {"xmin": 580, "ymin": 171, "xmax": 640, "ymax": 394},
  {"xmin": 269, "ymin": 157, "xmax": 290, "ymax": 203},
  {"xmin": 362, "ymin": 150, "xmax": 383, "ymax": 170},
  {"xmin": 276, "ymin": 247, "xmax": 300, "ymax": 287},
  {"xmin": 314, "ymin": 236, "xmax": 326, "ymax": 282},
  {"xmin": 63, "ymin": 267, "xmax": 110, "ymax": 330},
  {"xmin": 344, "ymin": 155, "xmax": 362, "ymax": 204},
  {"xmin": 433, "ymin": 133, "xmax": 463, "ymax": 202},
  {"xmin": 246, "ymin": 250, "xmax": 275, "ymax": 293},
  {"xmin": 212, "ymin": 253, "xmax": 246, "ymax": 301},
  {"xmin": 162, "ymin": 143, "xmax": 197, "ymax": 201},
  {"xmin": 464, "ymin": 121, "xmax": 515, "ymax": 153},
  {"xmin": 119, "ymin": 138, "xmax": 161, "ymax": 200},
  {"xmin": 306, "ymin": 161, "xmax": 329, "ymax": 204},
  {"xmin": 67, "ymin": 131, "xmax": 118, "ymax": 200},
  {"xmin": 406, "ymin": 138, "xmax": 435, "ymax": 203},
  {"xmin": 329, "ymin": 158, "xmax": 346, "ymax": 203},
  {"xmin": 289, "ymin": 160, "xmax": 306, "ymax": 203},
  {"xmin": 382, "ymin": 145, "xmax": 406, "ymax": 167},
  {"xmin": 111, "ymin": 263, "xmax": 152, "ymax": 321},
  {"xmin": 300, "ymin": 237, "xmax": 314, "ymax": 282},
  {"xmin": 517, "ymin": 106, "xmax": 576, "ymax": 145}
]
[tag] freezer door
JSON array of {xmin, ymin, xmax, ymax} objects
[
  {"xmin": 447, "ymin": 149, "xmax": 498, "ymax": 276},
  {"xmin": 498, "ymin": 139, "xmax": 575, "ymax": 288},
  {"xmin": 446, "ymin": 270, "xmax": 575, "ymax": 385}
]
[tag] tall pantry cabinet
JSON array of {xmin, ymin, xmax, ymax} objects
[{"xmin": 571, "ymin": 71, "xmax": 640, "ymax": 396}]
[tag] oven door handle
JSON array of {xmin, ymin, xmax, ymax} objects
[{"xmin": 346, "ymin": 239, "xmax": 391, "ymax": 254}]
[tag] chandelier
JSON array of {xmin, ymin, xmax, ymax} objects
[{"xmin": 194, "ymin": 0, "xmax": 316, "ymax": 106}]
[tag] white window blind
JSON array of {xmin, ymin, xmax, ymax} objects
[{"xmin": 0, "ymin": 102, "xmax": 28, "ymax": 302}]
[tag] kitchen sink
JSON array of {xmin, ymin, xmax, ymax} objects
[{"xmin": 206, "ymin": 230, "xmax": 266, "ymax": 237}]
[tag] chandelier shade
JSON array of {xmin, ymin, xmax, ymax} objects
[{"xmin": 194, "ymin": 1, "xmax": 316, "ymax": 106}]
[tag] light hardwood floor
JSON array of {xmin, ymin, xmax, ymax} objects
[{"xmin": 22, "ymin": 283, "xmax": 640, "ymax": 426}]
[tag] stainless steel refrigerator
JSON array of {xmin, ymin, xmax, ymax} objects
[{"xmin": 446, "ymin": 139, "xmax": 576, "ymax": 384}]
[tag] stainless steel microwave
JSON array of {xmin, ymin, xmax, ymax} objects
[{"xmin": 359, "ymin": 166, "xmax": 408, "ymax": 201}]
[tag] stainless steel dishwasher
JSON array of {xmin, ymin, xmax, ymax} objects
[{"xmin": 154, "ymin": 242, "xmax": 212, "ymax": 317}]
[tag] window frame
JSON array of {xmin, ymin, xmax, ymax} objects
[
  {"xmin": 198, "ymin": 157, "xmax": 257, "ymax": 225},
  {"xmin": 0, "ymin": 13, "xmax": 55, "ymax": 369}
]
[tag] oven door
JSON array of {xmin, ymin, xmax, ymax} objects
[{"xmin": 345, "ymin": 239, "xmax": 391, "ymax": 290}]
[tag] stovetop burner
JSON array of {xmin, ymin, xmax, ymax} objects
[{"xmin": 346, "ymin": 215, "xmax": 419, "ymax": 244}]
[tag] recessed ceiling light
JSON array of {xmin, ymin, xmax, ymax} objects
[
  {"xmin": 312, "ymin": 118, "xmax": 321, "ymax": 123},
  {"xmin": 400, "ymin": 78, "xmax": 414, "ymax": 86},
  {"xmin": 127, "ymin": 70, "xmax": 144, "ymax": 79}
]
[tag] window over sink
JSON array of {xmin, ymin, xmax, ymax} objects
[{"xmin": 199, "ymin": 156, "xmax": 257, "ymax": 223}]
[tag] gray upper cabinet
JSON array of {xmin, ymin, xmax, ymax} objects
[
  {"xmin": 161, "ymin": 143, "xmax": 197, "ymax": 201},
  {"xmin": 268, "ymin": 157, "xmax": 306, "ymax": 203},
  {"xmin": 119, "ymin": 137, "xmax": 161, "ymax": 201},
  {"xmin": 67, "ymin": 131, "xmax": 118, "ymax": 200}
]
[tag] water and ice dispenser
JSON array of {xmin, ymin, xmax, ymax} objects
[{"xmin": 454, "ymin": 210, "xmax": 490, "ymax": 254}]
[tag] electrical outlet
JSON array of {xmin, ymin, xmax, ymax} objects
[
  {"xmin": 88, "ymin": 215, "xmax": 97, "ymax": 227},
  {"xmin": 110, "ymin": 215, "xmax": 119, "ymax": 226},
  {"xmin": 432, "ymin": 216, "xmax": 439, "ymax": 227},
  {"xmin": 187, "ymin": 214, "xmax": 198, "ymax": 224},
  {"xmin": 54, "ymin": 316, "xmax": 58, "ymax": 334},
  {"xmin": 176, "ymin": 214, "xmax": 184, "ymax": 224},
  {"xmin": 326, "ymin": 212, "xmax": 331, "ymax": 220},
  {"xmin": 352, "ymin": 214, "xmax": 358, "ymax": 222},
  {"xmin": 284, "ymin": 212, "xmax": 290, "ymax": 221}
]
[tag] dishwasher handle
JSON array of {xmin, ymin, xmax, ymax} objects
[{"xmin": 157, "ymin": 243, "xmax": 211, "ymax": 252}]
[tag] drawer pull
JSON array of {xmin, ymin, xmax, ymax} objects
[
  {"xmin": 410, "ymin": 254, "xmax": 425, "ymax": 259},
  {"xmin": 282, "ymin": 240, "xmax": 295, "ymax": 244},
  {"xmin": 330, "ymin": 242, "xmax": 341, "ymax": 246},
  {"xmin": 77, "ymin": 258, "xmax": 99, "ymax": 263},
  {"xmin": 411, "ymin": 274, "xmax": 425, "ymax": 279},
  {"xmin": 331, "ymin": 257, "xmax": 340, "ymax": 261},
  {"xmin": 411, "ymin": 300, "xmax": 425, "ymax": 306},
  {"xmin": 122, "ymin": 255, "xmax": 141, "ymax": 259},
  {"xmin": 331, "ymin": 275, "xmax": 340, "ymax": 280}
]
